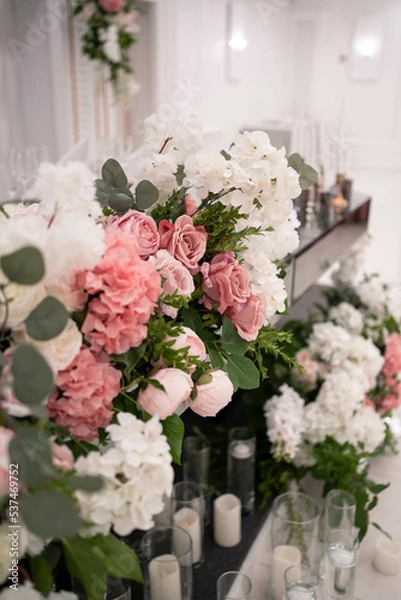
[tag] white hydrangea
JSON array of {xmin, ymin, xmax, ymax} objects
[
  {"xmin": 99, "ymin": 25, "xmax": 122, "ymax": 64},
  {"xmin": 343, "ymin": 405, "xmax": 386, "ymax": 453},
  {"xmin": 316, "ymin": 364, "xmax": 367, "ymax": 419},
  {"xmin": 0, "ymin": 582, "xmax": 77, "ymax": 600},
  {"xmin": 75, "ymin": 413, "xmax": 174, "ymax": 537},
  {"xmin": 303, "ymin": 401, "xmax": 346, "ymax": 445},
  {"xmin": 133, "ymin": 153, "xmax": 179, "ymax": 204},
  {"xmin": 307, "ymin": 322, "xmax": 351, "ymax": 367},
  {"xmin": 329, "ymin": 302, "xmax": 364, "ymax": 335},
  {"xmin": 358, "ymin": 276, "xmax": 387, "ymax": 319},
  {"xmin": 184, "ymin": 152, "xmax": 233, "ymax": 200},
  {"xmin": 347, "ymin": 335, "xmax": 384, "ymax": 389},
  {"xmin": 331, "ymin": 233, "xmax": 371, "ymax": 286},
  {"xmin": 143, "ymin": 113, "xmax": 203, "ymax": 162},
  {"xmin": 264, "ymin": 384, "xmax": 305, "ymax": 461},
  {"xmin": 27, "ymin": 161, "xmax": 101, "ymax": 219}
]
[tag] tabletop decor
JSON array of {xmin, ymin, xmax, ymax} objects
[
  {"xmin": 0, "ymin": 113, "xmax": 316, "ymax": 598},
  {"xmin": 73, "ymin": 0, "xmax": 141, "ymax": 97}
]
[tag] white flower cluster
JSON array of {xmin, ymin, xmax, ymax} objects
[
  {"xmin": 307, "ymin": 322, "xmax": 351, "ymax": 367},
  {"xmin": 129, "ymin": 117, "xmax": 301, "ymax": 323},
  {"xmin": 0, "ymin": 522, "xmax": 46, "ymax": 584},
  {"xmin": 264, "ymin": 384, "xmax": 305, "ymax": 461},
  {"xmin": 99, "ymin": 24, "xmax": 122, "ymax": 64},
  {"xmin": 75, "ymin": 413, "xmax": 174, "ymax": 537},
  {"xmin": 358, "ymin": 276, "xmax": 388, "ymax": 320},
  {"xmin": 0, "ymin": 582, "xmax": 77, "ymax": 600},
  {"xmin": 329, "ymin": 302, "xmax": 364, "ymax": 335}
]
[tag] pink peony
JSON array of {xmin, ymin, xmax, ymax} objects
[
  {"xmin": 0, "ymin": 428, "xmax": 14, "ymax": 497},
  {"xmin": 78, "ymin": 230, "xmax": 162, "ymax": 355},
  {"xmin": 226, "ymin": 293, "xmax": 265, "ymax": 341},
  {"xmin": 106, "ymin": 210, "xmax": 160, "ymax": 259},
  {"xmin": 149, "ymin": 249, "xmax": 194, "ymax": 318},
  {"xmin": 52, "ymin": 442, "xmax": 74, "ymax": 471},
  {"xmin": 137, "ymin": 368, "xmax": 193, "ymax": 420},
  {"xmin": 190, "ymin": 370, "xmax": 234, "ymax": 417},
  {"xmin": 154, "ymin": 326, "xmax": 206, "ymax": 369},
  {"xmin": 159, "ymin": 215, "xmax": 208, "ymax": 274},
  {"xmin": 46, "ymin": 346, "xmax": 122, "ymax": 441},
  {"xmin": 201, "ymin": 252, "xmax": 251, "ymax": 314},
  {"xmin": 99, "ymin": 0, "xmax": 125, "ymax": 12}
]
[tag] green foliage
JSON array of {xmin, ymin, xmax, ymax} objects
[
  {"xmin": 11, "ymin": 343, "xmax": 54, "ymax": 406},
  {"xmin": 135, "ymin": 180, "xmax": 159, "ymax": 210},
  {"xmin": 25, "ymin": 296, "xmax": 69, "ymax": 341},
  {"xmin": 287, "ymin": 153, "xmax": 318, "ymax": 189},
  {"xmin": 21, "ymin": 490, "xmax": 82, "ymax": 538},
  {"xmin": 193, "ymin": 202, "xmax": 261, "ymax": 257},
  {"xmin": 163, "ymin": 414, "xmax": 185, "ymax": 465},
  {"xmin": 150, "ymin": 187, "xmax": 187, "ymax": 223},
  {"xmin": 0, "ymin": 246, "xmax": 45, "ymax": 285}
]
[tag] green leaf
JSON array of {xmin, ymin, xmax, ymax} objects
[
  {"xmin": 95, "ymin": 535, "xmax": 143, "ymax": 583},
  {"xmin": 30, "ymin": 555, "xmax": 53, "ymax": 596},
  {"xmin": 287, "ymin": 153, "xmax": 318, "ymax": 189},
  {"xmin": 101, "ymin": 158, "xmax": 128, "ymax": 188},
  {"xmin": 206, "ymin": 344, "xmax": 224, "ymax": 369},
  {"xmin": 69, "ymin": 475, "xmax": 104, "ymax": 492},
  {"xmin": 226, "ymin": 354, "xmax": 260, "ymax": 390},
  {"xmin": 135, "ymin": 180, "xmax": 159, "ymax": 210},
  {"xmin": 181, "ymin": 306, "xmax": 203, "ymax": 334},
  {"xmin": 21, "ymin": 490, "xmax": 82, "ymax": 538},
  {"xmin": 1, "ymin": 246, "xmax": 45, "ymax": 285},
  {"xmin": 220, "ymin": 318, "xmax": 248, "ymax": 355},
  {"xmin": 64, "ymin": 538, "xmax": 108, "ymax": 600},
  {"xmin": 11, "ymin": 343, "xmax": 54, "ymax": 405},
  {"xmin": 95, "ymin": 179, "xmax": 113, "ymax": 206},
  {"xmin": 162, "ymin": 414, "xmax": 184, "ymax": 465},
  {"xmin": 175, "ymin": 164, "xmax": 185, "ymax": 186},
  {"xmin": 25, "ymin": 296, "xmax": 69, "ymax": 341},
  {"xmin": 9, "ymin": 421, "xmax": 53, "ymax": 487},
  {"xmin": 108, "ymin": 192, "xmax": 132, "ymax": 214}
]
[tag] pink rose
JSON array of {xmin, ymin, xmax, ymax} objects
[
  {"xmin": 78, "ymin": 230, "xmax": 162, "ymax": 355},
  {"xmin": 99, "ymin": 0, "xmax": 125, "ymax": 12},
  {"xmin": 137, "ymin": 368, "xmax": 193, "ymax": 419},
  {"xmin": 149, "ymin": 249, "xmax": 194, "ymax": 318},
  {"xmin": 154, "ymin": 326, "xmax": 206, "ymax": 369},
  {"xmin": 201, "ymin": 252, "xmax": 251, "ymax": 314},
  {"xmin": 106, "ymin": 210, "xmax": 160, "ymax": 259},
  {"xmin": 190, "ymin": 370, "xmax": 234, "ymax": 417},
  {"xmin": 159, "ymin": 215, "xmax": 208, "ymax": 274},
  {"xmin": 226, "ymin": 294, "xmax": 264, "ymax": 341},
  {"xmin": 0, "ymin": 428, "xmax": 14, "ymax": 497},
  {"xmin": 47, "ymin": 346, "xmax": 122, "ymax": 441},
  {"xmin": 185, "ymin": 194, "xmax": 198, "ymax": 216},
  {"xmin": 52, "ymin": 442, "xmax": 74, "ymax": 471}
]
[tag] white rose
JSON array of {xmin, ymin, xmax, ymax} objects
[{"xmin": 0, "ymin": 281, "xmax": 46, "ymax": 330}]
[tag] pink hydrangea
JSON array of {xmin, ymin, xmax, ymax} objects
[
  {"xmin": 0, "ymin": 428, "xmax": 14, "ymax": 497},
  {"xmin": 106, "ymin": 210, "xmax": 160, "ymax": 259},
  {"xmin": 201, "ymin": 252, "xmax": 251, "ymax": 314},
  {"xmin": 226, "ymin": 293, "xmax": 264, "ymax": 341},
  {"xmin": 78, "ymin": 230, "xmax": 162, "ymax": 355},
  {"xmin": 159, "ymin": 215, "xmax": 208, "ymax": 274},
  {"xmin": 99, "ymin": 0, "xmax": 125, "ymax": 12},
  {"xmin": 46, "ymin": 346, "xmax": 122, "ymax": 441}
]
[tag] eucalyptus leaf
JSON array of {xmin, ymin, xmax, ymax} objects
[
  {"xmin": 287, "ymin": 153, "xmax": 318, "ymax": 189},
  {"xmin": 95, "ymin": 179, "xmax": 113, "ymax": 206},
  {"xmin": 101, "ymin": 158, "xmax": 128, "ymax": 188},
  {"xmin": 162, "ymin": 414, "xmax": 184, "ymax": 465},
  {"xmin": 21, "ymin": 490, "xmax": 82, "ymax": 538},
  {"xmin": 70, "ymin": 475, "xmax": 103, "ymax": 493},
  {"xmin": 1, "ymin": 246, "xmax": 45, "ymax": 285},
  {"xmin": 11, "ymin": 344, "xmax": 54, "ymax": 405},
  {"xmin": 25, "ymin": 296, "xmax": 68, "ymax": 341},
  {"xmin": 108, "ymin": 192, "xmax": 132, "ymax": 214},
  {"xmin": 135, "ymin": 180, "xmax": 159, "ymax": 210},
  {"xmin": 226, "ymin": 354, "xmax": 260, "ymax": 390},
  {"xmin": 9, "ymin": 421, "xmax": 53, "ymax": 487}
]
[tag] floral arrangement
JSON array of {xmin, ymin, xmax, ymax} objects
[
  {"xmin": 257, "ymin": 256, "xmax": 401, "ymax": 540},
  {"xmin": 73, "ymin": 0, "xmax": 141, "ymax": 97},
  {"xmin": 0, "ymin": 113, "xmax": 314, "ymax": 597}
]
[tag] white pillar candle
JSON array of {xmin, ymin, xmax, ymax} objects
[
  {"xmin": 272, "ymin": 545, "xmax": 302, "ymax": 600},
  {"xmin": 148, "ymin": 553, "xmax": 181, "ymax": 600},
  {"xmin": 373, "ymin": 537, "xmax": 401, "ymax": 575},
  {"xmin": 173, "ymin": 507, "xmax": 202, "ymax": 564},
  {"xmin": 213, "ymin": 493, "xmax": 241, "ymax": 547},
  {"xmin": 230, "ymin": 441, "xmax": 253, "ymax": 459}
]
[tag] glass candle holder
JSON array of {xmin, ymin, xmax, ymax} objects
[
  {"xmin": 140, "ymin": 525, "xmax": 193, "ymax": 600},
  {"xmin": 271, "ymin": 492, "xmax": 320, "ymax": 572},
  {"xmin": 227, "ymin": 427, "xmax": 256, "ymax": 514},
  {"xmin": 182, "ymin": 436, "xmax": 211, "ymax": 525},
  {"xmin": 72, "ymin": 576, "xmax": 131, "ymax": 599},
  {"xmin": 323, "ymin": 529, "xmax": 359, "ymax": 600},
  {"xmin": 323, "ymin": 489, "xmax": 356, "ymax": 539},
  {"xmin": 171, "ymin": 481, "xmax": 205, "ymax": 566},
  {"xmin": 284, "ymin": 564, "xmax": 319, "ymax": 600},
  {"xmin": 216, "ymin": 571, "xmax": 252, "ymax": 600}
]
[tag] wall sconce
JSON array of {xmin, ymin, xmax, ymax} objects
[
  {"xmin": 350, "ymin": 14, "xmax": 385, "ymax": 81},
  {"xmin": 226, "ymin": 1, "xmax": 249, "ymax": 82}
]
